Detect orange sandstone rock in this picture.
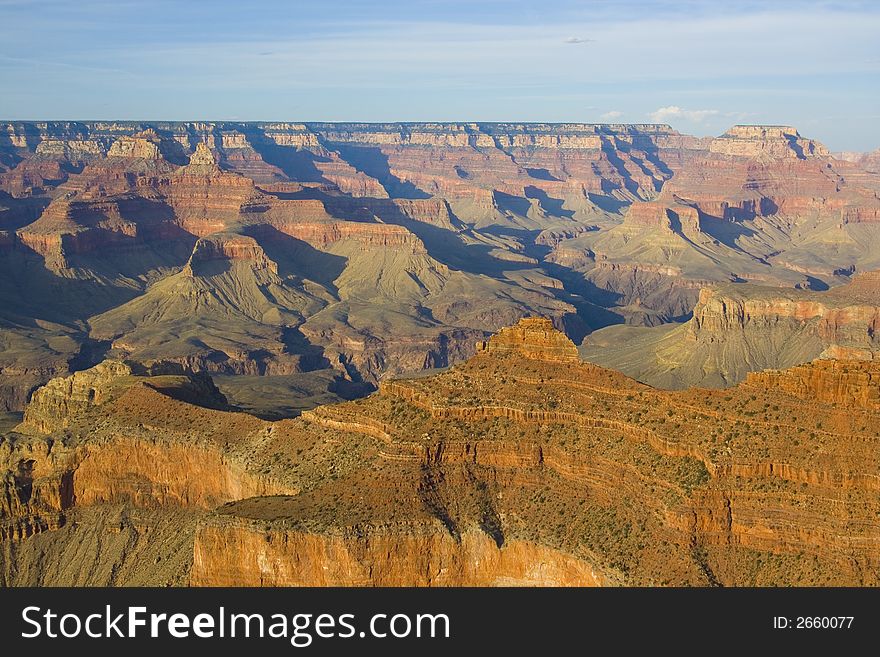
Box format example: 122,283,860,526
477,317,579,363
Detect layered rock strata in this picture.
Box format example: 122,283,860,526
3,320,879,586
582,272,880,388
2,120,880,416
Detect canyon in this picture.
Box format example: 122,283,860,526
2,318,879,586
2,121,880,587
2,121,880,418
582,269,880,388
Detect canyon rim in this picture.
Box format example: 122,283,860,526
1,121,879,587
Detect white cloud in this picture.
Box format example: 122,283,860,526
600,110,622,120
648,105,720,123
723,110,757,120
3,2,877,148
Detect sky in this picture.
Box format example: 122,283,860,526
0,0,878,151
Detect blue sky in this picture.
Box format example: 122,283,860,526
0,0,878,151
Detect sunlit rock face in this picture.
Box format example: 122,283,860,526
3,319,880,586
2,119,880,586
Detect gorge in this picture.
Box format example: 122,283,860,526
2,121,880,586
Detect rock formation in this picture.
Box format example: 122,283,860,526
1,119,880,416
18,360,227,434
582,272,880,388
745,360,880,410
18,361,135,434
708,125,829,159
477,317,580,362
187,141,219,168
107,131,164,160
3,320,880,586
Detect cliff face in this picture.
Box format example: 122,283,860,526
746,360,880,409
687,280,880,358
5,319,879,586
709,125,829,159
19,360,134,434
18,360,229,434
186,233,278,273
0,367,291,553
191,521,604,586
107,132,165,160
583,274,880,389
73,436,289,509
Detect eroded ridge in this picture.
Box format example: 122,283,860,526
2,320,880,586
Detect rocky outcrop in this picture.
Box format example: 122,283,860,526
477,317,579,362
269,219,428,251
689,287,826,333
584,276,880,389
186,233,277,273
106,129,186,163
709,125,829,159
621,200,700,234
108,134,163,160
187,142,218,168
35,138,105,159
3,373,289,547
689,281,880,352
19,361,134,434
18,361,229,434
746,360,880,409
